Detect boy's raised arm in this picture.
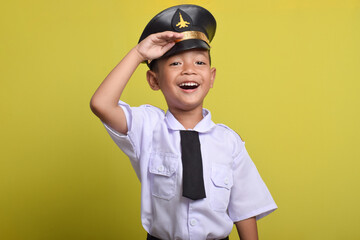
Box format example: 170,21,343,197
90,31,183,135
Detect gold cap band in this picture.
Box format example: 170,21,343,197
175,31,210,46
147,31,210,65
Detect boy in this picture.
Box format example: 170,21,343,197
90,4,277,240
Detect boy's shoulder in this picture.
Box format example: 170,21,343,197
132,103,166,116
139,103,165,113
215,123,245,143
120,101,166,125
213,123,246,158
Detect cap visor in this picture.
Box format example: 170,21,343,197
147,39,210,69
162,39,210,58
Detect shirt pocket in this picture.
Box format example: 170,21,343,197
149,152,179,200
210,163,234,212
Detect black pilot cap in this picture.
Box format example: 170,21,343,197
138,4,216,69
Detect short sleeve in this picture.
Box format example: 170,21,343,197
228,140,277,222
102,101,136,160
101,100,164,179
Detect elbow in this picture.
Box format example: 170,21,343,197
90,96,102,116
90,95,119,119
89,96,115,118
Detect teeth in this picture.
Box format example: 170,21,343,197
179,82,199,87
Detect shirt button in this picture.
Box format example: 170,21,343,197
157,165,164,172
190,219,197,226
224,177,229,185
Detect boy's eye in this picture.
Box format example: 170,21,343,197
170,62,181,66
195,61,206,65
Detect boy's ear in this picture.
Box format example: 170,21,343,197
210,67,216,88
146,70,160,90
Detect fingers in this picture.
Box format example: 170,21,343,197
161,41,176,53
154,31,183,42
136,31,184,61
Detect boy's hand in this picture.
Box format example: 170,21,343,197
135,31,183,61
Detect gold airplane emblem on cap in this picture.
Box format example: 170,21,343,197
176,13,190,28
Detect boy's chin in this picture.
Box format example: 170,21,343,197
167,101,204,112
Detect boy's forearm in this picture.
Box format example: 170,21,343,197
235,217,258,240
91,31,183,112
90,46,144,109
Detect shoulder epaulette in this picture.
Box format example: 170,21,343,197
216,123,244,142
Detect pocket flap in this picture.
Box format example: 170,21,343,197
211,163,233,190
149,152,178,177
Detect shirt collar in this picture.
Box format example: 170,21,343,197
165,108,216,133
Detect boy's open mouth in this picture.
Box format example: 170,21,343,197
179,82,199,90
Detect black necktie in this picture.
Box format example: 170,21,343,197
180,130,206,200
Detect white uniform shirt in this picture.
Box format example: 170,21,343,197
102,100,277,240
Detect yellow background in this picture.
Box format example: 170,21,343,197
1,0,360,239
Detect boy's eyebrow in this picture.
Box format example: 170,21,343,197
198,52,209,57
164,50,210,63
195,52,210,60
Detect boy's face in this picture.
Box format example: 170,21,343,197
147,49,216,113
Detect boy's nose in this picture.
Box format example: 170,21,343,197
181,62,196,75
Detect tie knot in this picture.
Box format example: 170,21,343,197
180,130,200,145
180,130,198,136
